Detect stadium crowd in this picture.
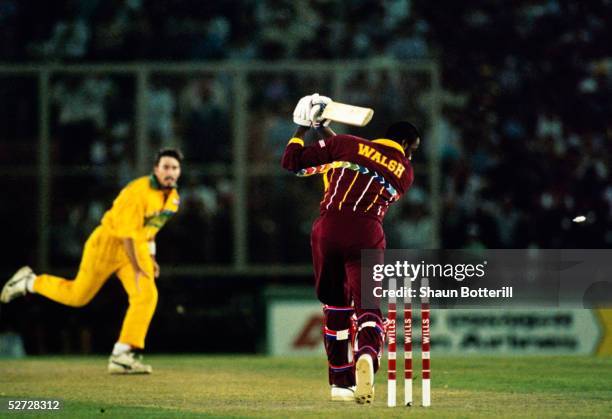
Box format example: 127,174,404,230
1,0,610,263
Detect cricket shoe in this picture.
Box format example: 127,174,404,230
1,266,34,303
108,351,153,374
355,354,375,405
331,385,355,402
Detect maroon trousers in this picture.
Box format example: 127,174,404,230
311,212,385,387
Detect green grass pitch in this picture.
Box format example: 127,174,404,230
1,355,611,418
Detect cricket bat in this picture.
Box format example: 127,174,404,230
320,102,374,127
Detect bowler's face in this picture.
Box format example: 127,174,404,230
154,156,181,188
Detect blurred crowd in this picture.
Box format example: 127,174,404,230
421,1,611,249
0,0,428,62
1,0,611,264
387,1,612,250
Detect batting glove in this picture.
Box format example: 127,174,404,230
309,93,332,127
293,95,313,127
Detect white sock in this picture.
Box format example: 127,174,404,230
112,342,131,356
26,276,36,293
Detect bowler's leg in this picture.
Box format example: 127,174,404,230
115,261,157,350
34,229,115,307
108,260,157,374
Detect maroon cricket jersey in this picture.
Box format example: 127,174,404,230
281,134,413,222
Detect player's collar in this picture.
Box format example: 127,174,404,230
372,139,405,156
149,174,176,190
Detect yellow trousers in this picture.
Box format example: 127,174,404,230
34,226,157,349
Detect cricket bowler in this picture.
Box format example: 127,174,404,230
1,148,183,374
281,94,420,404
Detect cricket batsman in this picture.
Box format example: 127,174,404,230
281,94,420,404
1,148,183,374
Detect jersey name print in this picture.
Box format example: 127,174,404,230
356,143,405,178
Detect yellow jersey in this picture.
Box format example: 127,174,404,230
100,175,180,242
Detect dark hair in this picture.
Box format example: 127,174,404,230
385,121,420,149
155,148,183,165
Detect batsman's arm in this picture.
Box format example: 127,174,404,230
281,126,338,172
292,125,309,141
315,126,336,139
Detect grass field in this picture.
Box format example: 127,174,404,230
1,355,611,418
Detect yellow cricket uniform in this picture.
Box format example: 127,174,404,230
34,175,180,349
